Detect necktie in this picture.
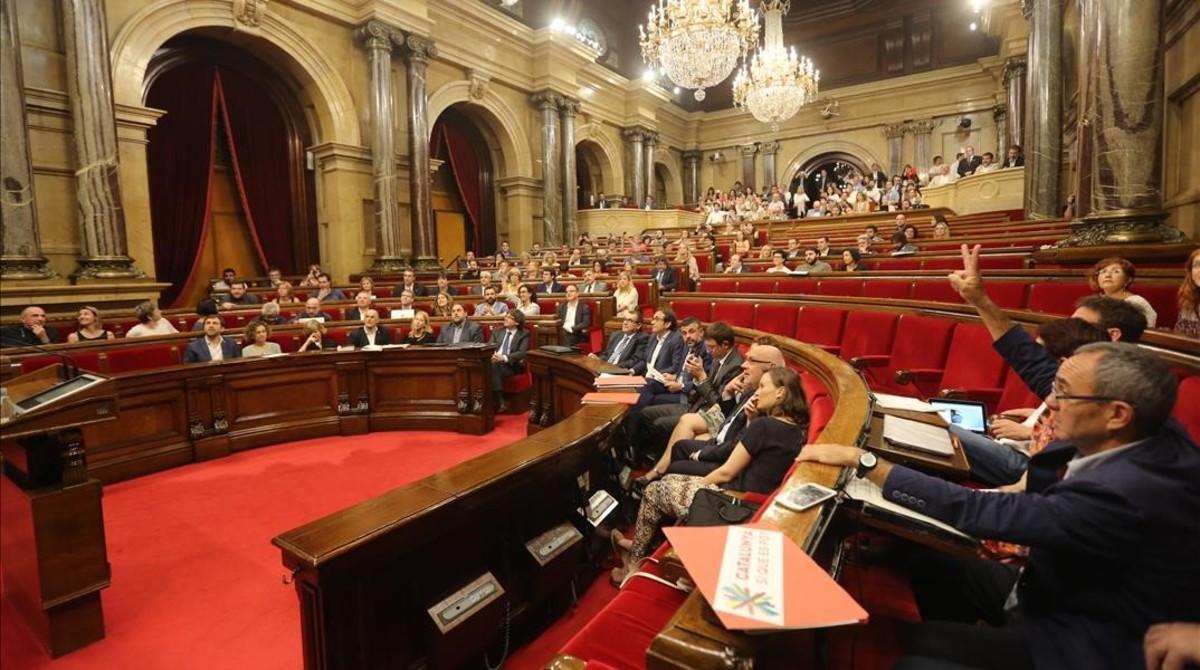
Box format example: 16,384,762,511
500,330,512,356
608,334,630,364
453,325,462,344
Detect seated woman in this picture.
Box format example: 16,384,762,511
298,319,335,352
765,250,790,273
515,285,540,316
433,292,455,318
932,218,951,239
611,368,809,582
358,276,378,299
258,301,287,326
242,320,282,357
125,300,178,338
501,268,524,300
890,228,918,255
67,306,115,343
928,155,952,187
403,310,434,344
1090,256,1158,328
274,281,301,305
841,248,865,272
1176,248,1200,338
613,271,639,319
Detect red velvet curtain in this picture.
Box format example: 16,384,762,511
215,68,297,274
432,120,483,252
146,63,219,308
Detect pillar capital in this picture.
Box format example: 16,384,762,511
760,141,780,156
681,150,703,162
993,103,1007,121
621,126,653,142
355,20,399,52
739,143,759,157
883,123,908,139
906,119,937,135
531,90,563,111
558,97,581,116
399,33,437,63
1003,54,1027,84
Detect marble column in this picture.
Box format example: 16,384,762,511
740,144,758,190
1,0,53,279
401,34,440,269
1023,0,1062,220
532,92,562,246
356,21,405,272
559,98,579,245
761,141,780,188
1002,55,1026,154
908,120,936,174
1062,0,1180,244
993,104,1009,163
643,132,658,205
682,150,702,204
884,123,907,177
622,127,645,205
61,0,142,278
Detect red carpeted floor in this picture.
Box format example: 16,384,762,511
1,414,608,670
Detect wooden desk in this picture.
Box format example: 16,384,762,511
867,408,970,478
526,351,627,432
273,354,627,670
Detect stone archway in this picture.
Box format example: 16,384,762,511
780,141,882,187
574,124,623,194
427,82,534,179
653,151,685,206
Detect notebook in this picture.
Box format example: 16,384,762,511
881,414,955,456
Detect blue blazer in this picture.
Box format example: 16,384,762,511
632,330,685,378
183,336,241,363
883,421,1200,669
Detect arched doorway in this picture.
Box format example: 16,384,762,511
145,36,318,307
787,152,870,206
652,164,669,207
576,140,607,208
431,105,498,257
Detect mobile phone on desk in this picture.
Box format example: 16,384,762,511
774,483,838,512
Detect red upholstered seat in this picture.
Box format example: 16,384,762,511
817,279,863,297
1173,376,1200,445
711,302,755,328
698,278,735,293
882,258,922,271
106,345,178,373
325,329,349,346
840,311,899,364
19,352,104,375
667,299,711,322
987,282,1031,310
996,367,1041,413
860,314,957,397
754,303,799,336
862,280,913,300
1134,284,1179,327
776,277,818,295
912,280,964,305
373,287,393,299
737,278,777,294
936,323,1008,412
1026,282,1094,316
501,369,531,393
919,258,962,271
267,334,298,352
977,256,1027,270
808,395,834,442
795,307,846,353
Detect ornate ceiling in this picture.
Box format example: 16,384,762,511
495,0,999,111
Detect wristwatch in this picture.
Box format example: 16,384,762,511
855,450,878,479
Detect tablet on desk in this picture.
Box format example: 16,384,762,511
928,399,988,434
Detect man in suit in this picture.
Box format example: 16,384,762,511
578,269,607,294
0,305,59,347
815,236,834,258
1002,145,1024,168
290,298,335,323
183,315,241,363
394,268,427,297
957,145,983,177
589,313,649,369
800,341,1200,670
344,291,374,321
460,259,481,281
314,273,346,302
637,317,711,407
621,308,686,452
724,253,749,274
489,309,529,411
498,240,514,259
652,256,678,293
436,303,484,344
219,282,258,310
347,309,391,347
636,321,743,460
535,268,566,295
388,290,417,319
555,284,591,347
470,270,495,296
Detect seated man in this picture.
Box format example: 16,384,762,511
437,302,484,344
211,267,236,293
793,248,833,273
800,342,1200,669
635,316,711,408
314,273,346,302
0,306,59,347
784,238,803,260
636,321,743,462
578,269,607,294
394,268,427,297
460,259,481,280
183,315,241,363
348,308,391,347
976,151,999,173
258,301,286,326
534,268,566,295
265,267,283,288
637,342,784,484
724,253,748,274
390,289,417,319
474,286,509,317
344,291,374,321
555,284,591,347
589,312,649,369
815,236,834,258
470,270,494,296
652,256,678,293
489,310,529,411
291,297,334,323
219,281,258,310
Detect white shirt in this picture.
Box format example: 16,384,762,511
206,337,224,361
126,319,178,338
1064,439,1148,479
647,334,667,379
563,301,579,333
363,328,378,346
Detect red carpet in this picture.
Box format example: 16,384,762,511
505,574,619,670
1,415,536,669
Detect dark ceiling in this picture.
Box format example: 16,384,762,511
488,0,999,111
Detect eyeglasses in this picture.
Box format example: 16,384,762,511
1049,383,1122,405
745,357,772,365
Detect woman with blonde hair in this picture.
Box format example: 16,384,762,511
274,281,300,305
1089,257,1158,328
298,319,334,352
433,292,455,318
1175,248,1200,338
126,301,178,338
358,276,378,299
613,272,639,319
501,268,524,299
404,310,434,344
68,306,115,343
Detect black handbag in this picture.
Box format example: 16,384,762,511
684,488,760,527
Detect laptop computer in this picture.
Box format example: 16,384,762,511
928,398,989,435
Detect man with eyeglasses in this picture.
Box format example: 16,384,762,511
589,313,648,370
799,245,1200,669
0,306,59,347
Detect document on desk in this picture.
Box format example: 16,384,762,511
873,393,938,413
882,414,955,456
843,477,974,542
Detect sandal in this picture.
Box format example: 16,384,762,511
629,469,662,493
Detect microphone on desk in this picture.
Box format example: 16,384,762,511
0,334,81,380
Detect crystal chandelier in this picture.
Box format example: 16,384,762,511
639,0,760,102
732,1,819,131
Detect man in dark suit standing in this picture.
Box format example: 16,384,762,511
957,145,983,177
394,268,428,297
590,313,649,369
868,163,887,188
555,284,592,347
347,309,392,347
652,256,678,293
436,303,484,344
0,306,59,347
489,310,529,411
183,315,241,363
